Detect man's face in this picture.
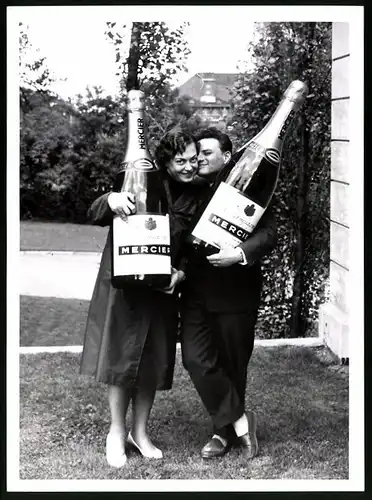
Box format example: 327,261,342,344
197,138,231,179
166,142,198,183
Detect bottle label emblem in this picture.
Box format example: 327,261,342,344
191,182,265,249
144,217,157,230
244,203,256,217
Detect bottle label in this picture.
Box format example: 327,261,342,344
137,118,146,150
278,109,296,140
113,214,171,276
191,182,265,249
237,141,280,167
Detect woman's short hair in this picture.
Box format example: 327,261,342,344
155,128,198,170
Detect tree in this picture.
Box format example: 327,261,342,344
20,92,78,219
126,22,141,91
20,84,130,222
70,87,128,221
105,22,190,91
229,22,332,338
19,22,56,93
105,21,195,147
19,22,65,114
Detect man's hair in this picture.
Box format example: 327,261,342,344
195,127,233,154
155,128,198,170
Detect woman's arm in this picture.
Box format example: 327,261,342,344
87,192,114,227
87,191,136,227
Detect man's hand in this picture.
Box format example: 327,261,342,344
207,247,242,267
107,192,136,221
157,268,186,295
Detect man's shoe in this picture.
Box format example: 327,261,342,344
201,436,231,459
238,410,258,459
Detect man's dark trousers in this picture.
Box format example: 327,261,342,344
179,256,263,441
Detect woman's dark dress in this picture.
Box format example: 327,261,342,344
79,177,207,390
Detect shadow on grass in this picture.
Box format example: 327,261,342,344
19,346,348,480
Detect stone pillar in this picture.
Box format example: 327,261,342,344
318,23,349,363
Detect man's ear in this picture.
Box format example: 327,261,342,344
223,150,232,165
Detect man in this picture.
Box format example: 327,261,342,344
180,127,277,459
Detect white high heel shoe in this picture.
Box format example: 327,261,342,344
127,432,163,459
106,432,127,467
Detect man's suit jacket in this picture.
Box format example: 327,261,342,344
182,162,278,313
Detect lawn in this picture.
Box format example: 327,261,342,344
19,346,348,480
19,220,348,480
20,296,90,346
20,221,108,252
20,296,317,346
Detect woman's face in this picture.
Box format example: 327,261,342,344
166,142,198,183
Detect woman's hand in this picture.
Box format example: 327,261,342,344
107,192,136,221
158,268,186,295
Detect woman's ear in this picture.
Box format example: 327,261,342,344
223,150,232,165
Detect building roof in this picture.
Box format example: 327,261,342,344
178,72,239,105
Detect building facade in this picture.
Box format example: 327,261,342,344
178,72,239,129
318,22,350,363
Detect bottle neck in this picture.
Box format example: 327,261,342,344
249,97,299,153
124,109,152,164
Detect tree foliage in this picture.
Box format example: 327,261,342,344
105,21,190,91
105,21,197,149
20,86,127,222
229,22,332,337
19,23,55,92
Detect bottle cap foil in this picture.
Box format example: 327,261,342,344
284,80,308,105
127,90,145,110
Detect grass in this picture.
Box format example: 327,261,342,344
20,221,108,252
19,346,348,480
19,296,309,347
20,296,90,346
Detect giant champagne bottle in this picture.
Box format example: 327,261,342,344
189,80,308,255
111,90,172,289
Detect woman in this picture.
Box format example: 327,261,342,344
80,129,207,467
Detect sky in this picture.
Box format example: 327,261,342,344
12,4,364,103
19,9,256,100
